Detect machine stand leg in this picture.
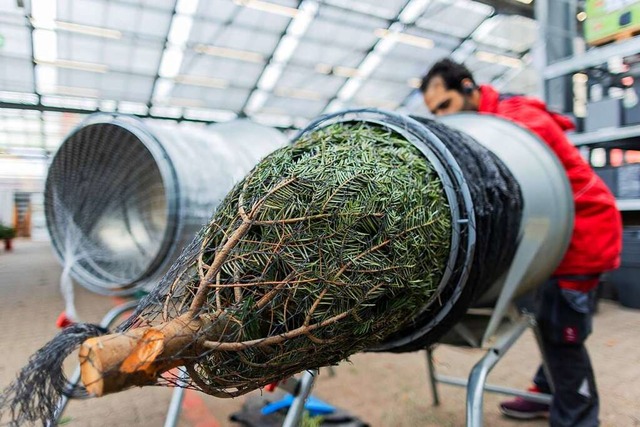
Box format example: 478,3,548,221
282,369,318,427
466,317,529,427
48,367,81,426
425,347,440,406
163,368,189,427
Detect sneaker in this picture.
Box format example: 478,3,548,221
499,387,550,420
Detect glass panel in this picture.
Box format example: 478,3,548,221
61,0,109,27
262,96,326,118
416,0,493,39
275,65,345,97
99,73,154,102
473,15,538,53
0,58,34,93
137,9,173,39
102,42,163,76
196,0,239,22
216,27,281,55
182,53,264,88
306,8,384,48
0,0,26,20
171,85,250,111
291,40,366,69
322,0,405,20
234,6,290,31
0,24,32,58
370,56,435,84
354,79,411,105
118,0,175,10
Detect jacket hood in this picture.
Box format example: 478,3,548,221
478,85,575,132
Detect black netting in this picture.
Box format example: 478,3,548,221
0,324,107,427
364,112,523,352
414,117,523,297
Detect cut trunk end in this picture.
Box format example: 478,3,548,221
79,313,203,396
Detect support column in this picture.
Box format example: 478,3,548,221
535,0,578,113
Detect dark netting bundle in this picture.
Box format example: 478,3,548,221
418,117,522,290
379,117,523,352
0,110,523,426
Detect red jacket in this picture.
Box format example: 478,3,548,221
478,85,622,291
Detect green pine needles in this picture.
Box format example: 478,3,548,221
149,122,452,396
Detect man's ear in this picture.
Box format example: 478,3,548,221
461,78,476,95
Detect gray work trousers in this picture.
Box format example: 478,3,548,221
533,277,599,427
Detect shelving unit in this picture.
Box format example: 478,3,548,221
617,199,640,212
544,36,640,80
568,125,640,147
569,125,640,212
540,0,640,214
568,125,640,215
569,128,640,213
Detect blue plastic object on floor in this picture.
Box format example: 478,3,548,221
261,394,336,416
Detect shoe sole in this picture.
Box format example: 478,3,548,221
500,407,549,420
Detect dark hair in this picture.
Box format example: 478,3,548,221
419,58,476,93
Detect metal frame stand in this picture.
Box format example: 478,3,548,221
51,300,320,427
163,368,188,427
50,301,553,427
282,370,319,427
426,314,553,427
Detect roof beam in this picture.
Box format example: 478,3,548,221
0,100,294,130
24,0,38,100
240,0,318,117
318,0,394,22
177,3,243,77
29,0,59,98
321,0,432,113
147,0,180,111
397,7,500,110
474,0,533,18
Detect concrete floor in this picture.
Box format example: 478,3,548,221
1,240,639,426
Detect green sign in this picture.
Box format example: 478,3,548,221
585,0,640,44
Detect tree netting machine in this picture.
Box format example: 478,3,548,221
3,109,572,427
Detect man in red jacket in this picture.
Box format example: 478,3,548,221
421,59,622,426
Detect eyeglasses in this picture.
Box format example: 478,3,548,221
432,98,452,115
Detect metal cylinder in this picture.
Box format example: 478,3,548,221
312,110,574,352
441,113,574,305
45,115,286,295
